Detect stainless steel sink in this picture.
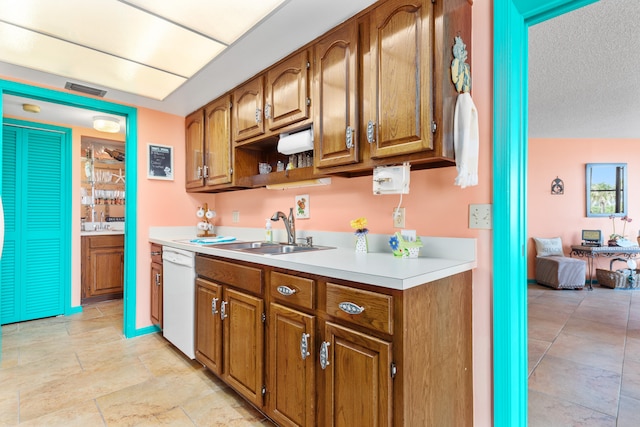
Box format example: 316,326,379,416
215,241,334,255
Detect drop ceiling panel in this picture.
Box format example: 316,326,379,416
125,0,286,45
0,0,226,77
0,22,186,100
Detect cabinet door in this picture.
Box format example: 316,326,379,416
150,261,163,327
314,21,359,169
195,278,223,375
204,95,233,186
88,246,124,296
185,109,205,189
366,0,434,159
266,50,310,131
223,287,264,407
322,322,392,427
233,75,265,143
268,303,316,427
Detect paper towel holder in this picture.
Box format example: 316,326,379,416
277,126,314,155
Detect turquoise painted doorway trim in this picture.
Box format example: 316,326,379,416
2,118,72,322
0,79,139,345
493,0,598,425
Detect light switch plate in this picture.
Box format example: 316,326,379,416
469,204,492,229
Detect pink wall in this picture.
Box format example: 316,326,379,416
528,138,640,278
1,1,494,423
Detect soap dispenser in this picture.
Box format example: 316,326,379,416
265,219,273,243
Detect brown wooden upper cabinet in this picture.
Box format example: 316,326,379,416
185,109,205,189
265,49,311,132
204,95,233,186
313,20,359,169
233,76,265,143
365,0,434,159
185,0,471,190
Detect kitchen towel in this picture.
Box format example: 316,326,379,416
189,236,236,244
453,92,479,188
277,128,313,155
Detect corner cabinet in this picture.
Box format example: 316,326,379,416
81,234,124,304
194,253,473,426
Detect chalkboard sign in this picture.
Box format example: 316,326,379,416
147,143,173,180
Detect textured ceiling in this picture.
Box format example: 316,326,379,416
528,0,640,139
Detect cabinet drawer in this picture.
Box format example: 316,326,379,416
326,283,393,335
196,256,263,294
150,243,162,264
270,271,315,309
86,234,124,249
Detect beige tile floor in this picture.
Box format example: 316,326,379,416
528,283,640,426
0,299,275,426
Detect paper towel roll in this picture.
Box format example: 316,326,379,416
277,129,314,155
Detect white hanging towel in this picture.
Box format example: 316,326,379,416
453,92,479,188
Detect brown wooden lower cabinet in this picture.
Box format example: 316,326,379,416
195,254,472,426
81,234,124,304
194,257,265,408
150,243,163,327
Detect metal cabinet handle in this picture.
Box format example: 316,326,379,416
345,126,354,149
300,333,310,360
277,285,297,296
320,341,330,370
255,108,262,123
366,120,376,143
265,103,272,119
338,301,365,315
154,273,161,286
220,300,227,320
196,165,203,179
211,297,219,315
203,164,209,178
150,251,162,256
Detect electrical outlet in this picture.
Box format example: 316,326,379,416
393,207,405,228
232,210,240,223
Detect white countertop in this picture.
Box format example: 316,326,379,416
150,226,476,291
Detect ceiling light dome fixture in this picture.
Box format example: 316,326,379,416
22,103,41,113
93,116,121,133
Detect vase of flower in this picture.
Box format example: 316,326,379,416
355,234,368,253
350,217,369,254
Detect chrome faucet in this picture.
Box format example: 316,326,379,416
271,208,296,245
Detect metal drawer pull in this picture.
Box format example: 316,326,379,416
338,302,365,315
319,341,330,370
345,126,354,149
300,333,310,360
366,120,376,143
150,251,162,256
211,297,218,315
155,273,161,286
220,300,227,320
277,285,297,296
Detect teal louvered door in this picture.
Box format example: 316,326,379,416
1,124,68,324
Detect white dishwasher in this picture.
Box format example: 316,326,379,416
162,246,196,359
